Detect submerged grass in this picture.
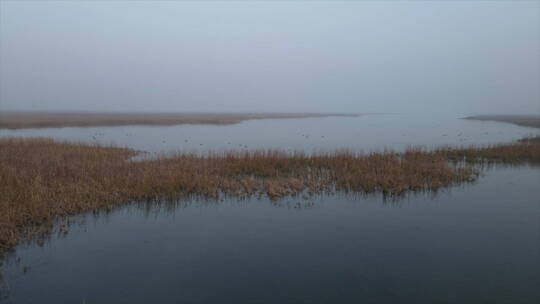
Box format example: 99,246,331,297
1,136,539,255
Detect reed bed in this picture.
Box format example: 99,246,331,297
435,135,540,164
1,136,539,255
0,112,359,129
464,115,540,128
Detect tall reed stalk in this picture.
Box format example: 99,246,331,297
1,136,538,255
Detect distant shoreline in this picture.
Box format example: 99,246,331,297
0,112,360,130
464,115,540,129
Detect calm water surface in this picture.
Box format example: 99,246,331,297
1,167,539,304
1,114,537,153
1,115,539,303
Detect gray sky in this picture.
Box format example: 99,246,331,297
1,0,539,114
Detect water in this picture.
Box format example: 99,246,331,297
1,166,539,303
1,114,537,154
1,115,539,303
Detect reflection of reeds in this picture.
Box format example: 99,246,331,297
1,136,538,254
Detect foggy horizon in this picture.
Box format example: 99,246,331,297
1,2,540,303
1,1,539,115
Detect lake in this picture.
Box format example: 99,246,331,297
1,114,539,303
1,114,537,154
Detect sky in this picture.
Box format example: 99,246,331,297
0,0,539,115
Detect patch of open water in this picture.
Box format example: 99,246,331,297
1,114,537,154
1,166,539,304
1,115,539,303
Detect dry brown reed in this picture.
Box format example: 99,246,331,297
1,136,538,255
0,112,359,129
435,135,540,164
464,115,540,128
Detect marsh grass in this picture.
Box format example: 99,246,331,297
435,135,540,164
464,115,540,128
1,136,539,255
0,112,359,129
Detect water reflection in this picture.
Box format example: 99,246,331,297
2,165,539,303
0,188,463,300
1,114,538,154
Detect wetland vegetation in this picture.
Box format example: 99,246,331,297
2,1,539,302
0,112,359,129
464,115,540,128
1,135,539,257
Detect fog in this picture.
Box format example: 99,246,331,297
1,1,538,115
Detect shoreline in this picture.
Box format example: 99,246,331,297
464,115,540,129
0,112,360,130
1,135,539,256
